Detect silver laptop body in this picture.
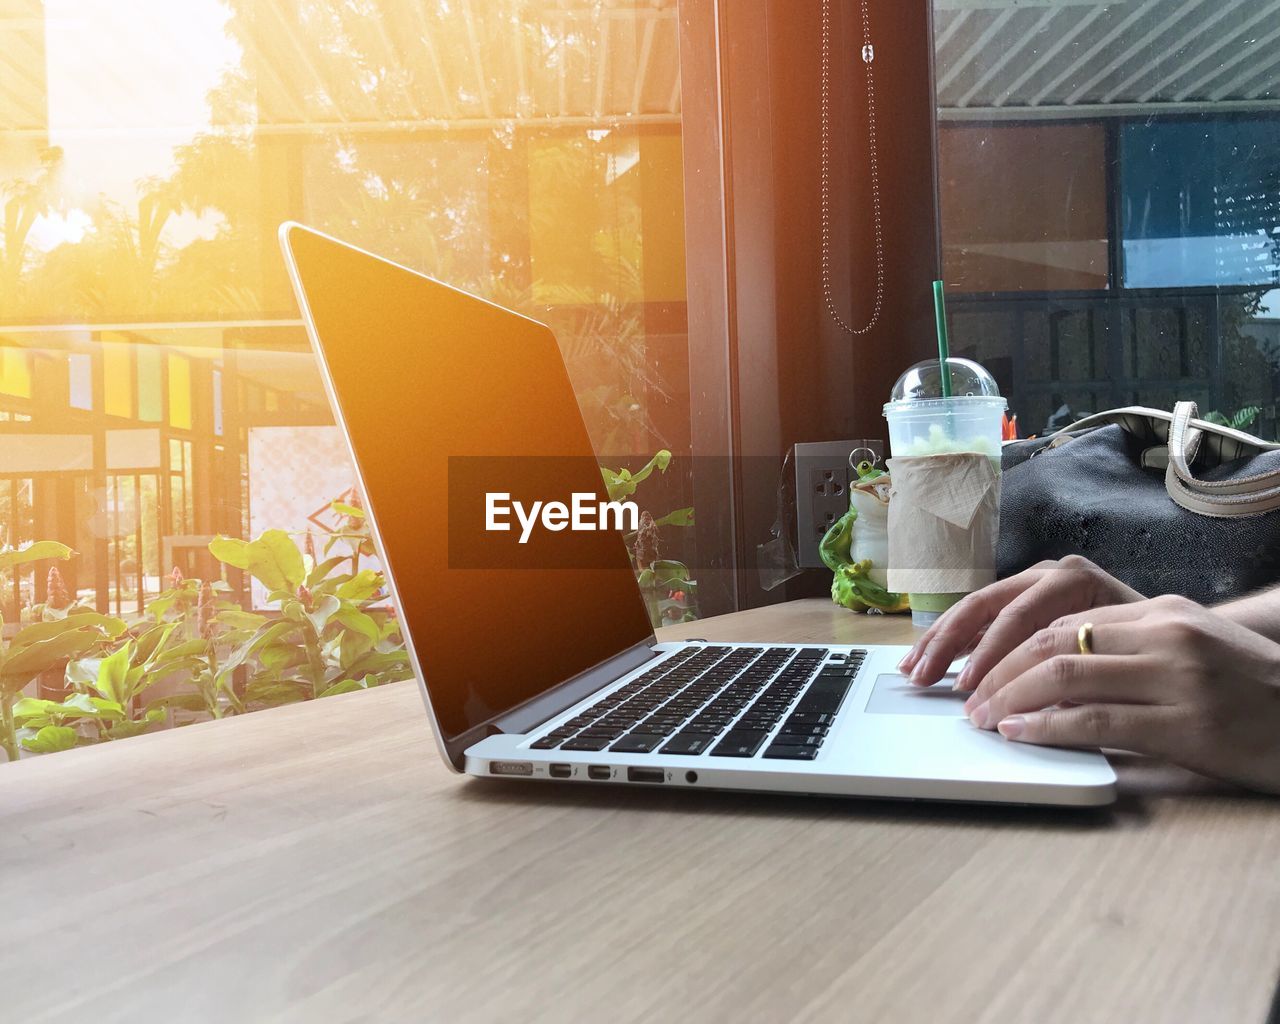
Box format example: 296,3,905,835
281,222,1116,808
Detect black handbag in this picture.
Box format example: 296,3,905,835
998,401,1280,604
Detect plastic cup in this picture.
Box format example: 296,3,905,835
883,359,1007,628
883,396,1007,463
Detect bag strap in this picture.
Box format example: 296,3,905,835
1165,401,1280,517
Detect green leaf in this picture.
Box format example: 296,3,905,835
0,627,105,693
148,693,208,713
214,609,268,632
334,569,382,602
259,642,303,672
281,599,307,623
12,697,62,727
244,530,305,593
338,630,377,669
20,725,79,753
0,541,73,571
9,615,116,650
252,619,301,651
95,642,134,705
44,612,127,639
243,679,307,707
77,694,125,720
653,507,694,529
102,719,155,740
151,638,209,667
208,536,250,569
133,623,177,665
145,592,179,620
330,502,365,518
331,606,380,643
650,560,690,586
343,649,411,681
307,594,341,634
317,678,367,698
305,556,348,588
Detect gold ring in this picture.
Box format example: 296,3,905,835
1077,622,1095,656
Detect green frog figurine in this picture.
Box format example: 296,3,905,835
819,460,910,613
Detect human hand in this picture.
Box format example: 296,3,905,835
963,595,1280,794
898,556,1144,691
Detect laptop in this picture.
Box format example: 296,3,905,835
280,222,1117,807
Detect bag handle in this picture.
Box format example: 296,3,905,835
1165,401,1280,517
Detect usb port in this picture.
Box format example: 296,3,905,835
627,767,665,784
587,765,611,781
548,763,572,779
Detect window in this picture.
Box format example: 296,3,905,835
935,1,1280,439
0,1,704,749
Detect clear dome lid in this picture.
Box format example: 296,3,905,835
887,357,1003,406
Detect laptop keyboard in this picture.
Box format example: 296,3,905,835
528,645,866,761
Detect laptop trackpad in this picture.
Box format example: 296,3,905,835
865,673,968,717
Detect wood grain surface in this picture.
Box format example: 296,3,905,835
3,598,1278,1023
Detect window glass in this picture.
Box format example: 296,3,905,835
102,339,133,418
67,352,93,410
0,1,699,754
940,123,1109,292
137,346,164,423
168,354,192,430
0,346,32,398
1120,118,1280,288
935,1,1280,439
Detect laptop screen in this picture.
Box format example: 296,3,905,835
283,225,655,749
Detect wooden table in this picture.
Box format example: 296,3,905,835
4,598,1280,1023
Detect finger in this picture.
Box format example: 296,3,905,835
953,575,1147,693
964,618,1154,712
900,568,1049,676
904,573,1046,685
995,701,1177,755
969,654,1166,729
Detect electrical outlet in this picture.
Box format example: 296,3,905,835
794,439,884,569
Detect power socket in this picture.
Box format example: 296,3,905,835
794,439,884,569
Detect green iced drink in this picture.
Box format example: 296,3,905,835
883,359,1007,628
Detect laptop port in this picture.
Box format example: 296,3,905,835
627,767,665,784
548,763,572,779
489,761,533,776
587,765,611,781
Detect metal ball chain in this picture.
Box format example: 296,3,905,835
820,0,885,336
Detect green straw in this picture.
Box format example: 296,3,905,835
933,279,953,398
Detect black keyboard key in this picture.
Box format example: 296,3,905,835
777,733,824,748
530,737,562,749
635,722,679,736
659,733,715,755
578,727,626,739
788,712,832,726
610,733,666,753
561,736,611,751
763,744,819,760
796,675,855,714
710,730,768,757
777,723,829,739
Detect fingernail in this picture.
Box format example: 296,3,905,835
898,651,916,672
963,692,979,714
954,664,972,691
910,656,931,685
968,702,990,729
997,715,1026,741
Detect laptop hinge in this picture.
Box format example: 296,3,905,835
490,637,661,737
